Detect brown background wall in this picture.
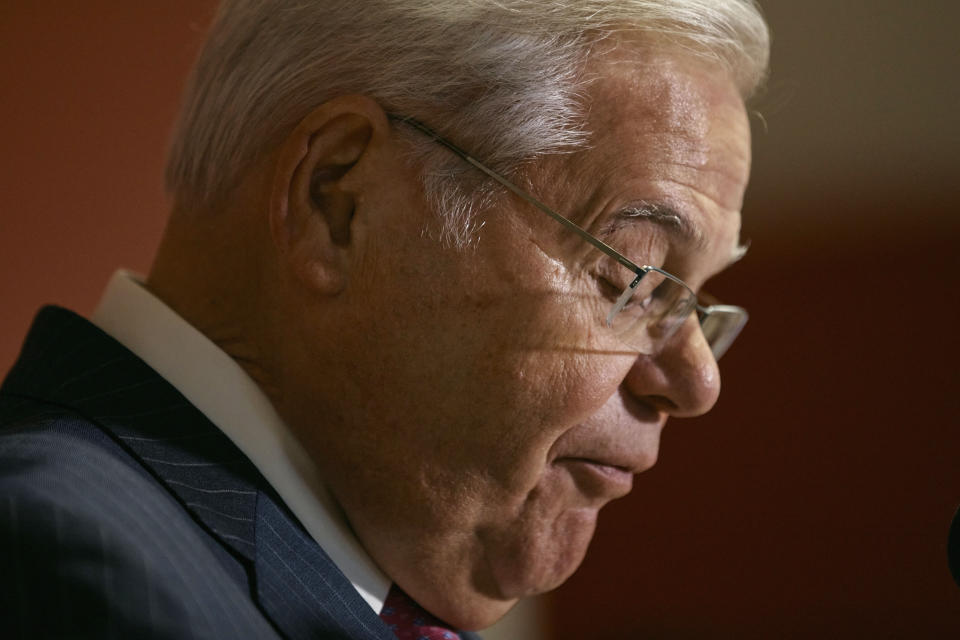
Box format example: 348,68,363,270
2,2,958,637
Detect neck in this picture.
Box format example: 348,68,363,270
146,205,280,400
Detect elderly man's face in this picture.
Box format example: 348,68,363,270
287,49,751,627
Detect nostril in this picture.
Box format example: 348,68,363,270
644,394,678,412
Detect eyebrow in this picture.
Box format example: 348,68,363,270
388,113,752,267
614,201,749,265
619,202,705,248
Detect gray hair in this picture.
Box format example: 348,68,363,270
166,0,770,245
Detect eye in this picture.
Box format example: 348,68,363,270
594,274,649,323
596,276,624,301
596,274,648,309
649,278,675,302
626,269,682,315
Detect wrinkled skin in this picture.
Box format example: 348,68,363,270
150,46,753,631
275,48,752,630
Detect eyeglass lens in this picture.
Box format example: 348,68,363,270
601,269,697,355
597,267,746,359
699,306,748,360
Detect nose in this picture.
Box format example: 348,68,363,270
622,315,721,417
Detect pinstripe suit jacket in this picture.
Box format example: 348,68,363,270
0,307,481,640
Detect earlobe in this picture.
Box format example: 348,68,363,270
268,97,385,295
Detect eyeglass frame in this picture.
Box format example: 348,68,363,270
387,113,748,360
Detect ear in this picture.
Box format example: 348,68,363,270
269,95,389,295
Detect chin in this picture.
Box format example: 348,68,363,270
484,505,599,600
450,596,520,632
447,507,596,631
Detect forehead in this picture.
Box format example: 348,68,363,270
546,47,752,265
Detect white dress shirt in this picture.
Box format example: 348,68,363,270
90,269,390,613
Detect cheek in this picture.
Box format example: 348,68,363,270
479,466,600,598
360,247,629,494
460,333,630,514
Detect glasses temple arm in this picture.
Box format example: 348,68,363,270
388,114,641,275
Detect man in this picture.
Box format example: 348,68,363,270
0,1,769,637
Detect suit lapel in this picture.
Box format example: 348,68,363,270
2,306,262,562
255,490,396,640
2,307,394,640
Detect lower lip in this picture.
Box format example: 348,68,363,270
557,458,633,499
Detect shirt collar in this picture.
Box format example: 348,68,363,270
89,269,390,613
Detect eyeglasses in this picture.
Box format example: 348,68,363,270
389,114,748,360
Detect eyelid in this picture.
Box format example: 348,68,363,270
596,222,669,266
595,274,626,301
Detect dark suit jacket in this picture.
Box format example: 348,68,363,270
0,307,480,640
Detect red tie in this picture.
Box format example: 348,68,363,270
379,584,462,640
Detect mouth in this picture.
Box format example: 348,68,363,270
554,457,634,502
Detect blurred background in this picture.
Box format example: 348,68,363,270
1,1,958,637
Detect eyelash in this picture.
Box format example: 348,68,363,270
596,271,679,310
597,276,649,311
596,275,624,300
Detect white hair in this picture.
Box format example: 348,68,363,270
166,0,770,245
